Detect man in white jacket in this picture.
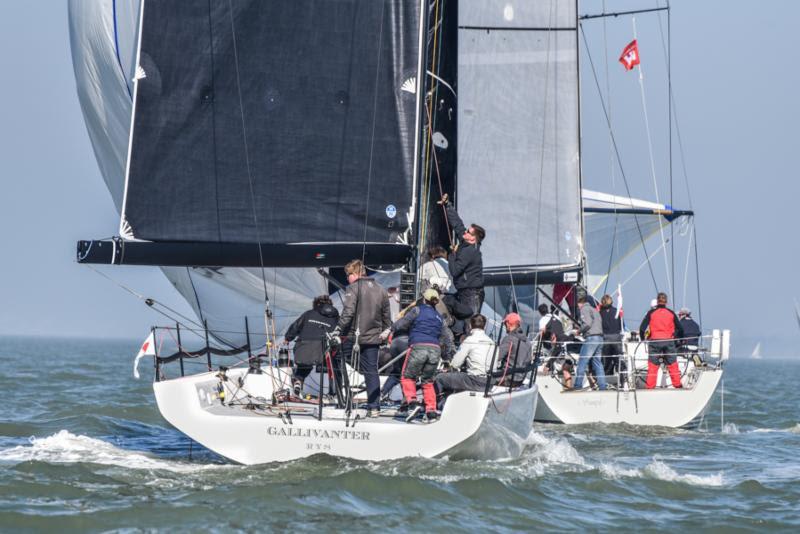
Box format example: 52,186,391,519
419,245,455,295
435,314,496,396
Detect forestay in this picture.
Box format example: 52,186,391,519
122,0,423,258
457,0,581,275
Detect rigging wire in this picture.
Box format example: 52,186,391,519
600,0,621,297
654,0,703,322
579,23,659,292
359,1,387,263
681,222,694,307
631,17,672,298
532,0,557,305
226,0,276,351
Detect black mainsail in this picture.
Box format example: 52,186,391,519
80,0,425,268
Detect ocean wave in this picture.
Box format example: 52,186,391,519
0,430,228,474
645,459,725,486
599,459,725,487
524,431,587,466
355,431,590,484
749,423,800,434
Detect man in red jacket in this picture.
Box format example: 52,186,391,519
639,292,684,389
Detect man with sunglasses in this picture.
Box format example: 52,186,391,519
438,194,486,315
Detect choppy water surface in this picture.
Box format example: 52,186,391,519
1,336,798,531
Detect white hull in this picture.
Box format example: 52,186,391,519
154,367,537,464
534,366,722,428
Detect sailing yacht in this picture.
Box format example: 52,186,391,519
69,0,538,463
751,342,763,360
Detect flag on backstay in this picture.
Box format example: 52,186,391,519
133,331,156,379
619,39,641,71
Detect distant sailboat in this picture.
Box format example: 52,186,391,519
794,299,800,331
750,342,762,360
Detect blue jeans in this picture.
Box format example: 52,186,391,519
359,345,380,409
574,335,607,390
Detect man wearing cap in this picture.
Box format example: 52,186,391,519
437,194,486,315
639,292,684,389
496,313,534,387
678,307,701,347
390,288,449,422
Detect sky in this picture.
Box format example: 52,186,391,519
0,1,798,355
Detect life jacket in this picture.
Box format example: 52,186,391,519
408,303,444,346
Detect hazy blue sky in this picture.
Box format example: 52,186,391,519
1,1,798,355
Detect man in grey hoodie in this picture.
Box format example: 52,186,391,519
572,295,608,390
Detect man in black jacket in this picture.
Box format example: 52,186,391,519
439,194,486,315
333,259,391,417
678,307,701,347
284,295,339,396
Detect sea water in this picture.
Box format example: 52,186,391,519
0,336,798,531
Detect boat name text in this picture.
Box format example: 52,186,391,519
266,426,370,441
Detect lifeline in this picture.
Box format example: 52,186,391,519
266,426,371,441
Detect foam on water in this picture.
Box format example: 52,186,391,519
0,430,227,474
721,422,740,434
354,431,590,484
525,431,587,466
599,459,725,487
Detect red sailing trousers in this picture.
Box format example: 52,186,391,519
645,340,683,389
645,361,683,389
401,379,437,412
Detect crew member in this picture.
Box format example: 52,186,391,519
284,295,339,396
391,289,448,422
438,193,486,315
435,314,496,397
573,295,608,391
538,304,574,388
419,245,455,295
333,259,391,417
599,294,624,378
678,307,701,347
639,292,684,389
496,313,533,387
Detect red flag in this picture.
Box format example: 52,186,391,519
619,39,640,71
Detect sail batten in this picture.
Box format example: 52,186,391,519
121,0,423,258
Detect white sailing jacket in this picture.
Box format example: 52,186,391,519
450,328,496,376
420,258,455,294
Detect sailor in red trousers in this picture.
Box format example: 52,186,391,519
639,292,685,389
